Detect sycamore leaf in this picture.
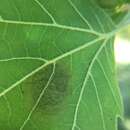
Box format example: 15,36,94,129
119,11,130,27
0,0,123,130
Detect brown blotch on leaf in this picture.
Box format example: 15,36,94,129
22,62,71,114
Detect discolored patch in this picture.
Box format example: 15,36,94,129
22,62,71,114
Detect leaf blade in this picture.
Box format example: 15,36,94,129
0,0,123,130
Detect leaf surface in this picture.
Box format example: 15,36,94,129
0,0,122,130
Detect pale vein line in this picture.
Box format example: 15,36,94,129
18,85,24,100
88,1,107,33
90,73,106,130
0,57,48,62
33,0,56,24
96,58,121,111
0,37,103,98
104,45,114,72
51,30,65,54
24,25,33,57
0,20,103,36
9,0,22,21
67,0,94,30
88,1,113,72
90,0,116,28
20,63,56,130
4,39,14,58
3,95,12,126
38,27,48,57
2,23,8,38
71,39,108,130
70,54,73,73
2,23,14,57
100,9,116,29
52,41,63,54
81,100,91,122
109,38,114,56
94,14,105,33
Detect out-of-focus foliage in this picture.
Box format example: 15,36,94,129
96,0,130,25
118,64,130,118
117,64,130,130
118,25,130,40
116,26,130,130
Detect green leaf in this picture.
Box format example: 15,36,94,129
97,0,123,9
0,0,123,130
95,1,130,25
119,11,130,26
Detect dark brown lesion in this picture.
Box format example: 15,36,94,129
21,62,71,114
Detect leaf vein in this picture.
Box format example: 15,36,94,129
90,73,106,130
0,37,103,98
20,63,56,130
33,0,56,23
67,0,94,30
71,39,108,130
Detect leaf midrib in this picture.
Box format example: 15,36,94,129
0,36,105,98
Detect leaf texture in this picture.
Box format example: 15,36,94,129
0,0,122,130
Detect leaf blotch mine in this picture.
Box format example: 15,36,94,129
22,63,71,114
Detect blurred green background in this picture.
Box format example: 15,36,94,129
115,26,130,130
